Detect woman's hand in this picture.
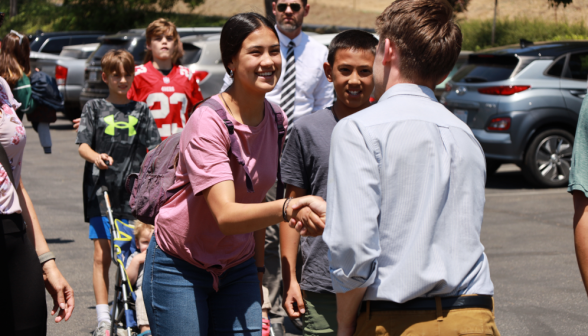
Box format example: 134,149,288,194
72,118,80,130
42,260,75,323
288,196,327,236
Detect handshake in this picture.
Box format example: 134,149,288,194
287,196,327,237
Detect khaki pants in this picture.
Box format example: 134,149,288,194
354,306,501,336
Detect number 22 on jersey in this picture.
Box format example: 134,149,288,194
146,92,188,138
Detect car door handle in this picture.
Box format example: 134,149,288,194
570,89,587,98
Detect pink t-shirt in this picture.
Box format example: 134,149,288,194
155,95,287,289
0,80,26,214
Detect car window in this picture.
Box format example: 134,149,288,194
60,49,82,59
40,37,70,54
546,56,566,78
70,37,87,45
452,55,518,83
182,43,202,65
29,37,46,52
83,36,101,44
565,52,588,81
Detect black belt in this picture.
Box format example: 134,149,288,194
0,213,25,234
361,295,493,312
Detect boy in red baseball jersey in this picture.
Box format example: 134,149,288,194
128,18,204,139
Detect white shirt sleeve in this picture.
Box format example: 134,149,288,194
323,118,381,293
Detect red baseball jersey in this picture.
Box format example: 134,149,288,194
128,61,204,139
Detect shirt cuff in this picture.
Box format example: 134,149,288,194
329,260,378,293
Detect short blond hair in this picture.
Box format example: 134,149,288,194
134,220,154,243
101,49,135,77
144,18,184,65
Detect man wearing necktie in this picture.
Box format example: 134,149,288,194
221,1,334,333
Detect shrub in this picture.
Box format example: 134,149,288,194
459,17,588,51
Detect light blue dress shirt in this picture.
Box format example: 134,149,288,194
323,84,494,303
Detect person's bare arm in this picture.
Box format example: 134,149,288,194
126,251,146,286
281,185,307,319
202,180,325,235
336,288,368,336
17,178,75,323
78,143,113,169
573,191,588,296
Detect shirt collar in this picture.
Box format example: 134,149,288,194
275,25,303,48
378,83,438,103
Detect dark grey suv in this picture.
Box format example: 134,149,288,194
443,41,588,187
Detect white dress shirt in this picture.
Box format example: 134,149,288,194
323,84,494,303
220,28,334,125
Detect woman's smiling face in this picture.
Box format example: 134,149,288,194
230,26,282,95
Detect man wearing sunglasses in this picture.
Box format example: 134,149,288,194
222,1,333,334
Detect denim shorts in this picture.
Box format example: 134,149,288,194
143,236,262,335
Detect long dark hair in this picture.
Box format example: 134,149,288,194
220,12,279,76
0,31,31,86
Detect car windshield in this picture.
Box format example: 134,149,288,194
452,55,519,83
29,37,45,52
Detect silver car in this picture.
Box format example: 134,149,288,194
443,41,588,187
181,34,225,98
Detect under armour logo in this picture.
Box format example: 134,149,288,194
104,115,138,136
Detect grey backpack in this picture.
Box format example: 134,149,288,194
126,98,285,224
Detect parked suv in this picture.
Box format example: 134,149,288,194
443,41,588,187
29,31,106,55
79,28,222,108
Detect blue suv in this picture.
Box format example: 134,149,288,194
443,41,588,187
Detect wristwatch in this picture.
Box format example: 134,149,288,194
257,266,266,274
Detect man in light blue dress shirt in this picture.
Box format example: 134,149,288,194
317,0,500,335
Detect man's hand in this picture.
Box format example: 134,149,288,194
72,118,80,130
283,280,306,319
94,153,113,170
288,196,326,236
42,260,75,323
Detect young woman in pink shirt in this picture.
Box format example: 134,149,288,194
142,13,325,335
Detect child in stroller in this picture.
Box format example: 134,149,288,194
125,221,153,336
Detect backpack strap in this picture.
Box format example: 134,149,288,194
267,101,285,200
200,98,255,193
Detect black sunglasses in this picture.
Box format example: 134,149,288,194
277,3,302,12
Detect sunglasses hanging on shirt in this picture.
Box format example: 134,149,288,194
277,3,302,12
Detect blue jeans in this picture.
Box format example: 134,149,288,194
143,236,262,335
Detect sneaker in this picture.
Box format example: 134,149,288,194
93,321,111,336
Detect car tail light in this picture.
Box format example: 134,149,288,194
487,117,511,131
478,85,530,95
445,83,452,92
55,65,68,85
193,71,208,83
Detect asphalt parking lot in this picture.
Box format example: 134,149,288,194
25,116,588,335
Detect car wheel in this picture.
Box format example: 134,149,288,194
523,129,574,187
486,159,502,175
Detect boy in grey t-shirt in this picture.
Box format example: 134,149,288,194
279,30,378,336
